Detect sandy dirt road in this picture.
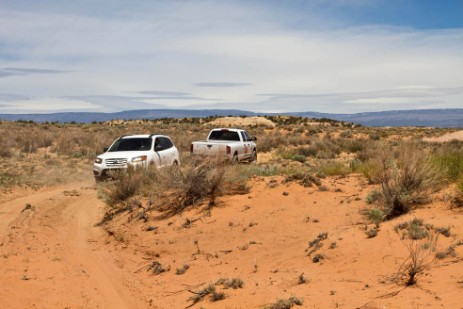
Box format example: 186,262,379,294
0,182,147,309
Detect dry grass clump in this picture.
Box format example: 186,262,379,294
283,173,322,188
99,166,154,207
451,179,463,208
186,278,244,308
394,218,432,240
370,142,443,219
396,231,438,286
153,160,227,217
316,160,350,177
265,296,304,309
187,284,224,307
429,140,463,182
215,277,244,289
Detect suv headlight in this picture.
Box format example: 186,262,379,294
94,157,103,164
131,155,147,163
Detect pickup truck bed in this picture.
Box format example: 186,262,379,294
190,128,257,162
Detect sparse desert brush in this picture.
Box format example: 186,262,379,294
367,207,385,226
451,176,463,208
295,145,318,157
429,140,463,182
373,142,443,220
366,190,382,205
153,159,226,216
340,138,367,153
266,296,304,309
394,218,431,240
100,166,152,207
312,139,340,159
396,230,438,286
284,173,321,187
287,154,307,163
458,176,463,193
215,277,244,289
187,283,225,307
356,160,382,183
317,160,349,177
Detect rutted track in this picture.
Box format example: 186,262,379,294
0,183,147,309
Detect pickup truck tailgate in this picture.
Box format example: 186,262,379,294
192,141,228,156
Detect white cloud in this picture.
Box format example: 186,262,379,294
0,1,461,114
0,97,102,113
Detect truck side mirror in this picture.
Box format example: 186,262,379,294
103,147,109,152
252,137,257,141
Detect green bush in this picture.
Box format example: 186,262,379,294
317,161,349,176
368,208,385,226
366,190,382,205
430,143,463,182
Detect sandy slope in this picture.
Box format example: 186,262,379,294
423,130,463,142
1,176,462,308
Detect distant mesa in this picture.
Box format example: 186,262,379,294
0,108,462,128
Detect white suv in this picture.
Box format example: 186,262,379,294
93,134,180,181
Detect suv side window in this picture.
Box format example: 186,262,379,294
157,137,173,151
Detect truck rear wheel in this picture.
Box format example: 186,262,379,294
250,150,257,164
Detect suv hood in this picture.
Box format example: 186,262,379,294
97,151,150,160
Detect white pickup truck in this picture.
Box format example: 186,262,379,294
190,128,257,163
93,134,180,181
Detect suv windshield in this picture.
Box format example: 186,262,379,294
108,138,152,152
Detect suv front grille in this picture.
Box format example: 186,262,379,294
105,158,128,166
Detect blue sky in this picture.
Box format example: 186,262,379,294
0,0,462,114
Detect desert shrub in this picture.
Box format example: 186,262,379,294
396,231,438,286
435,226,451,237
266,296,304,309
430,142,463,182
215,278,244,289
452,176,463,208
176,264,190,275
0,171,20,187
154,160,226,216
187,284,224,307
284,173,321,187
458,176,463,193
368,208,385,226
373,142,442,220
394,218,432,240
313,140,340,159
368,132,381,140
350,159,381,182
0,147,12,158
366,190,382,205
295,145,317,157
100,166,151,207
343,139,367,153
290,154,306,163
317,161,349,176
339,130,352,138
